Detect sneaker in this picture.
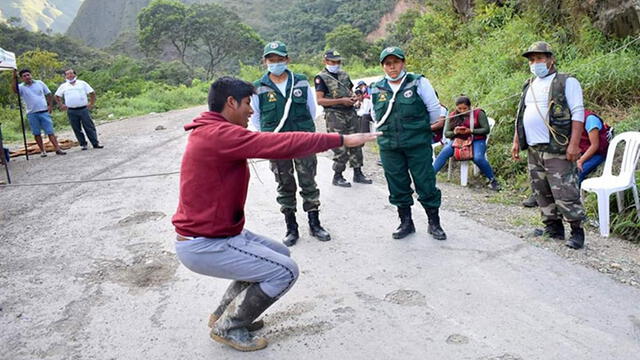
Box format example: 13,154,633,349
93,144,104,149
489,179,501,191
40,152,47,157
55,150,67,155
81,145,88,151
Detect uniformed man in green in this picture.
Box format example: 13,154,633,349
315,50,372,187
250,41,331,247
370,46,447,240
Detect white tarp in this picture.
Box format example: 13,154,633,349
0,48,17,70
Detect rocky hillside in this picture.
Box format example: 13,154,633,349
65,0,272,48
0,0,84,33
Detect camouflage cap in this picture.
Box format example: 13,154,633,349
522,41,554,58
379,46,405,63
324,50,342,61
263,41,288,58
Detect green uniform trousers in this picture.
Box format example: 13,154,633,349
380,144,441,209
270,156,320,213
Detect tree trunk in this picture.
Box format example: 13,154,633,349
451,0,475,20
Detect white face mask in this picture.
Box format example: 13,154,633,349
66,77,77,83
385,69,406,82
326,64,341,73
530,62,549,78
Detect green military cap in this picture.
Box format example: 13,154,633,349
522,41,554,57
263,41,288,57
379,46,405,63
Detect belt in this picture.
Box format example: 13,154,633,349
68,106,87,110
176,235,191,241
32,110,48,114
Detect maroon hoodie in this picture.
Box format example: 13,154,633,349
172,111,343,238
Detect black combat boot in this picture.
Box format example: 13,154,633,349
353,167,373,184
533,219,565,240
426,208,447,240
211,283,277,351
565,222,585,249
308,210,331,241
392,207,415,239
332,171,351,187
209,281,264,331
522,194,538,208
282,209,299,247
489,178,501,191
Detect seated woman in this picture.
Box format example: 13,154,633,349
432,95,500,191
577,111,608,184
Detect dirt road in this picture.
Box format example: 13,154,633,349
1,106,639,359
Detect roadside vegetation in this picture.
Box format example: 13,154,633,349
0,0,637,239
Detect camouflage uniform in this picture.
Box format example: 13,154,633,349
515,54,585,227
317,69,363,173
269,156,320,213
527,147,584,224
253,71,320,213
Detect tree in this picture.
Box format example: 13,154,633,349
190,3,263,78
16,49,63,83
325,25,370,61
138,0,196,67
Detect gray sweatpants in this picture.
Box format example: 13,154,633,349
175,229,299,298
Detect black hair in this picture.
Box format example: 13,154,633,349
455,95,471,107
65,69,76,75
208,76,256,112
18,69,31,77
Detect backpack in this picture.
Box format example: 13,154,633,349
581,110,613,156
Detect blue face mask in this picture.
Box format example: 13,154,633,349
385,69,406,82
326,64,341,73
268,62,288,76
530,62,549,78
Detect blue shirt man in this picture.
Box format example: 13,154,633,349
12,69,66,157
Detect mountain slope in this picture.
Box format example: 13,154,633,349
0,0,84,33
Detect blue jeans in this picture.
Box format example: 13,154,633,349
433,139,495,180
578,154,605,183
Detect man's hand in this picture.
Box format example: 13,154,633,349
88,103,94,110
341,97,356,107
511,142,520,161
576,158,584,171
343,132,382,147
566,144,580,162
47,105,53,114
59,104,68,111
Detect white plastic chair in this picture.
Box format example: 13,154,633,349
448,117,495,186
581,131,640,237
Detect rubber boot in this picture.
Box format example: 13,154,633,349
426,208,447,240
211,283,276,352
533,219,565,240
565,222,585,249
332,171,351,187
208,281,264,332
353,167,373,184
282,209,299,247
308,210,331,241
392,207,415,239
522,194,538,208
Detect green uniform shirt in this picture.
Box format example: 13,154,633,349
254,72,315,132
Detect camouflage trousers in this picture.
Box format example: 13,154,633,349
325,109,363,173
527,147,585,224
270,155,320,213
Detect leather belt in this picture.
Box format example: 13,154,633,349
176,235,191,241
68,106,87,110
